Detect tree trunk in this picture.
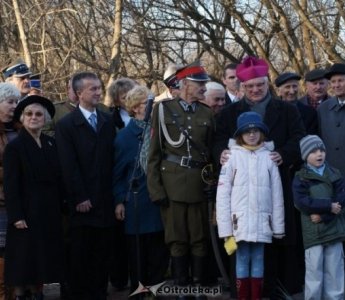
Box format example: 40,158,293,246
12,0,32,67
105,0,123,107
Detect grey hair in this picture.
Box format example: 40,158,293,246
205,81,225,97
0,82,21,102
72,71,99,96
19,103,52,125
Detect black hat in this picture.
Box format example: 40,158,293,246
304,69,326,82
14,95,55,122
2,59,31,79
324,63,345,80
274,72,301,87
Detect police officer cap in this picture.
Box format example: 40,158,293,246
274,72,301,87
163,64,184,89
324,63,345,80
176,61,209,82
30,74,42,90
304,69,326,82
2,58,32,79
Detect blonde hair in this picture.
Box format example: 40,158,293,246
125,86,150,116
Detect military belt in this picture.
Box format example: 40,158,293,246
163,154,206,169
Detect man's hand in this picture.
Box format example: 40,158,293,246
14,219,28,229
115,203,125,221
310,214,322,223
220,149,230,165
331,202,341,214
270,151,283,166
76,200,92,213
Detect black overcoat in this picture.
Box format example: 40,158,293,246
3,129,63,285
55,107,116,228
213,97,306,244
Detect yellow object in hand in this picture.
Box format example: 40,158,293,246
224,237,237,255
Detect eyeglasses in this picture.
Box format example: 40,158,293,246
23,111,44,117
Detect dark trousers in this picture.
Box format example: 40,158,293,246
127,231,169,293
109,220,128,289
263,243,304,297
69,226,112,300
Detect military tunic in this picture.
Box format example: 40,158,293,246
43,101,76,136
147,98,214,256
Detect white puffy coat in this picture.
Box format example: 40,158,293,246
216,139,285,243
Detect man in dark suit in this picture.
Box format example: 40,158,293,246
55,72,116,300
222,63,241,104
299,69,329,109
214,57,305,297
275,72,318,135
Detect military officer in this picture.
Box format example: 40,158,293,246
1,59,32,99
42,78,78,136
147,61,214,297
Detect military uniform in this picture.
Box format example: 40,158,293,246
43,101,75,136
147,98,214,257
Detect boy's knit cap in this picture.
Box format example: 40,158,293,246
300,135,325,161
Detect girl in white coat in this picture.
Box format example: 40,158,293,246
216,111,285,300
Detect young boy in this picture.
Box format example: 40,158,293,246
293,135,345,300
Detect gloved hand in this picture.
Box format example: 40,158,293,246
273,233,285,239
154,198,169,207
224,236,237,255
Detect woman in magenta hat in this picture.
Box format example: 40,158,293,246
3,95,63,300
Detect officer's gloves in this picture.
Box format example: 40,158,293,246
154,198,170,207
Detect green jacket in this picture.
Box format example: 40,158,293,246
293,165,345,249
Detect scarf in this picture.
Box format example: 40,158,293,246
133,118,151,174
242,143,263,151
244,92,271,118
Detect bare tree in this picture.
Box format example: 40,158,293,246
1,0,345,98
12,0,32,66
